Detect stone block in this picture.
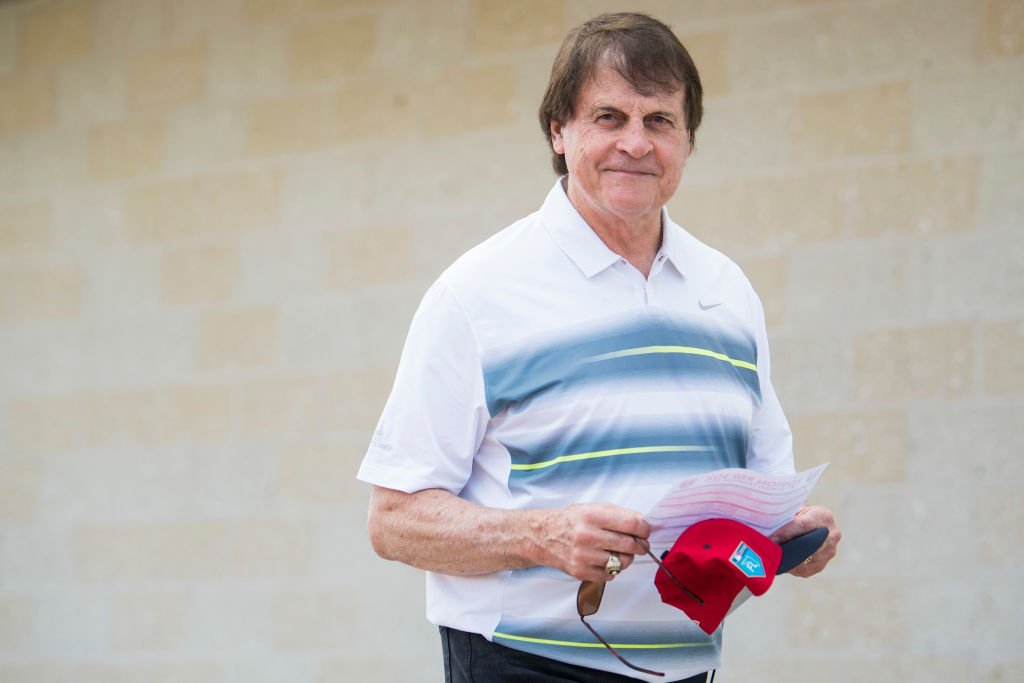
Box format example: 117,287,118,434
678,91,795,184
272,588,359,649
786,241,914,329
736,254,787,327
19,0,93,68
673,170,846,252
678,31,730,97
908,402,1022,488
327,223,416,289
246,93,329,156
909,228,1024,320
163,105,247,173
6,394,80,455
244,0,374,23
0,15,14,72
108,590,189,651
979,152,1024,233
197,307,279,371
0,264,84,322
332,78,417,143
161,244,241,305
730,0,976,91
57,58,127,128
163,384,234,443
846,156,980,237
853,323,973,402
323,365,393,432
290,15,375,83
983,662,1024,682
984,0,1024,57
75,520,316,580
770,330,854,412
794,82,911,161
976,485,1024,568
420,64,519,136
911,61,1024,155
208,30,289,101
129,40,206,111
239,376,323,438
89,118,164,181
280,443,363,504
0,461,38,523
0,594,32,651
0,201,50,250
725,654,972,683
376,2,468,68
789,410,906,484
0,71,56,138
124,169,281,243
470,0,566,54
0,662,223,683
24,384,231,451
981,319,1024,395
790,577,906,652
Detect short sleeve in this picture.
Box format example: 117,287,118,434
745,288,796,476
356,280,490,494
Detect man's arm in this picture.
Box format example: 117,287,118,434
367,486,652,583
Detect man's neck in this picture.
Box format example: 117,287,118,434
563,179,663,278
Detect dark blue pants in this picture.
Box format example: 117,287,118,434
441,626,711,683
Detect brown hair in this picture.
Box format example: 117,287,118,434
538,13,703,175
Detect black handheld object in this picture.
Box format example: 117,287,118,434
776,526,829,574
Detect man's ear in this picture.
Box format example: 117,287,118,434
550,120,566,155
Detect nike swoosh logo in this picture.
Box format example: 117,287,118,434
698,300,722,311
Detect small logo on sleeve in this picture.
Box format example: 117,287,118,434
730,542,766,578
370,421,393,452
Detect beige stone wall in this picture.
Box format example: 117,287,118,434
0,0,1021,681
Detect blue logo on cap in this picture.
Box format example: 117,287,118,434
730,542,766,578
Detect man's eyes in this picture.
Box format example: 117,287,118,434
593,113,676,127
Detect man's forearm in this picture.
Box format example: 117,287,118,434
367,486,552,575
367,485,652,581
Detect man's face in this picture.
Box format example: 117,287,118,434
550,63,691,229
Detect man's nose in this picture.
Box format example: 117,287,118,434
616,120,653,158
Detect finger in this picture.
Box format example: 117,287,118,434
770,505,837,544
583,504,651,540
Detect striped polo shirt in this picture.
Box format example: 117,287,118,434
358,179,794,681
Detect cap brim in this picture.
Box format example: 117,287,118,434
776,527,829,574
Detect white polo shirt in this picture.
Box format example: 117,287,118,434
358,179,794,681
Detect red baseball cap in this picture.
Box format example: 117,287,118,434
654,518,825,635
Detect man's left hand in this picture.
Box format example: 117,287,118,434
770,505,841,578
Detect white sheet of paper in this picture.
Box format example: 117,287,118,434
645,464,828,547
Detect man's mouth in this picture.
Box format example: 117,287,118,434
606,168,656,176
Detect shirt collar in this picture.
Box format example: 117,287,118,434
540,177,690,279
540,178,619,278
658,206,690,279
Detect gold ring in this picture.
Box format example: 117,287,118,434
803,555,814,566
605,553,622,576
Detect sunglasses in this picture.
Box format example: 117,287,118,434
576,537,703,677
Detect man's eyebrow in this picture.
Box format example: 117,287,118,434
589,104,678,119
590,104,624,115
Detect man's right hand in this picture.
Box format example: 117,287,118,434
533,503,652,582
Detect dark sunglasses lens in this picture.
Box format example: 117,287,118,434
576,581,605,616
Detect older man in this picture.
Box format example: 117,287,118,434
358,12,840,683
